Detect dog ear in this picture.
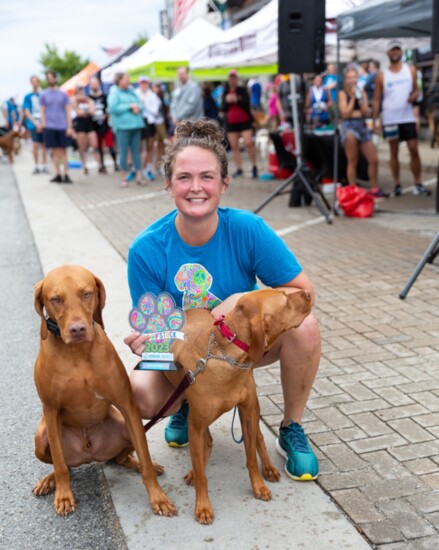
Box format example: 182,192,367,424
34,280,48,340
93,276,106,329
248,314,268,364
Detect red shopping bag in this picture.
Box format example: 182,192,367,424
336,185,374,218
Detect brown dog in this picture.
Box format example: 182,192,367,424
0,130,21,163
33,265,176,517
168,288,312,524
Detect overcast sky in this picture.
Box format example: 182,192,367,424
0,0,164,101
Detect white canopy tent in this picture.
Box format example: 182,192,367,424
190,0,356,78
101,34,169,84
126,18,225,82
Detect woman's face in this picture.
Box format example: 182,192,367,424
119,74,130,89
313,75,322,87
167,146,229,222
344,70,358,89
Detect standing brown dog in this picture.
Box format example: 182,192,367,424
168,288,312,524
0,130,21,163
33,265,176,517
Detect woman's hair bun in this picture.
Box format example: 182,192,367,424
174,119,224,143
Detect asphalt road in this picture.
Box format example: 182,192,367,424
0,164,127,550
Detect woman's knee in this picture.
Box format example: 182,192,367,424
292,314,321,351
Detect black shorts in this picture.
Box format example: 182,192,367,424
226,120,253,133
141,119,156,140
74,117,95,133
44,128,69,149
382,122,417,142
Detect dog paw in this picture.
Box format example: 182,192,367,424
253,484,272,501
129,292,185,334
150,493,177,517
33,472,56,496
195,504,215,525
261,463,281,483
54,489,76,516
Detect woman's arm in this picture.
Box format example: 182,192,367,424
338,89,355,118
360,89,370,117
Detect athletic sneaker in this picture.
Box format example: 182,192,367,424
394,184,403,197
50,174,62,183
126,170,136,182
164,401,189,447
251,166,258,179
63,174,73,184
413,183,431,196
232,168,243,178
369,187,389,198
146,170,155,181
276,421,319,481
32,167,40,175
41,166,49,174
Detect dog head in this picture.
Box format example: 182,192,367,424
233,289,312,363
34,265,106,343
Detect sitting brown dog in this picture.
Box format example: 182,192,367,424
33,265,176,517
0,130,21,163
168,288,312,524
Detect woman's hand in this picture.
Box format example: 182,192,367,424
124,331,149,356
130,103,140,114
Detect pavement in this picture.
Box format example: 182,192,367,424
1,136,438,549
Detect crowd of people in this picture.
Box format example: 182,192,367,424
1,38,434,199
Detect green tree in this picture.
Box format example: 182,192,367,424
38,43,90,85
133,33,149,47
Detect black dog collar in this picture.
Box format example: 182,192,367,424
46,317,61,337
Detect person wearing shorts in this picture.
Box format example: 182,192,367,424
40,70,73,184
221,70,258,179
373,39,430,196
22,75,48,174
338,68,382,197
71,84,100,175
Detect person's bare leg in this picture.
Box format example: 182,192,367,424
227,132,242,171
388,139,400,186
406,138,421,184
241,129,257,166
360,140,378,188
344,133,359,185
256,314,321,424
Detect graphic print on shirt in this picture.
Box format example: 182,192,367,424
174,263,221,310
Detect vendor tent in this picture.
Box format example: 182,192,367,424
126,19,224,82
60,62,100,96
337,0,433,40
190,0,355,80
101,34,169,84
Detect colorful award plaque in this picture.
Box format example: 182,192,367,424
129,292,186,371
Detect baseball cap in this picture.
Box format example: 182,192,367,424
228,69,238,77
386,39,403,52
138,75,150,83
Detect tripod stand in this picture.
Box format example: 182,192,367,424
399,232,439,299
253,74,332,224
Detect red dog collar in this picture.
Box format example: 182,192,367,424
213,316,250,353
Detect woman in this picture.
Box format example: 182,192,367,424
107,72,146,187
306,74,330,128
221,70,258,178
71,85,99,175
338,68,384,197
124,119,321,481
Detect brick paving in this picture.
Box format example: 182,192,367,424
55,141,439,548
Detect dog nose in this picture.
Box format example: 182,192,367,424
69,323,87,337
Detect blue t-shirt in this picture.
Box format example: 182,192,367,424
128,207,302,310
23,92,42,130
40,88,70,130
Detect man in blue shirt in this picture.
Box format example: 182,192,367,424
23,76,48,175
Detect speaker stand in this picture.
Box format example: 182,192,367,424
253,74,332,224
399,232,439,299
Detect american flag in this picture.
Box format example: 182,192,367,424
173,0,196,32
101,46,124,57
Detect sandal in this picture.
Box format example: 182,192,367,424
120,180,128,188
137,179,148,186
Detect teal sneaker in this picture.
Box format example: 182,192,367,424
276,421,319,481
126,170,136,182
164,401,189,447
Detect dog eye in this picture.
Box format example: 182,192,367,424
83,292,93,300
50,297,62,305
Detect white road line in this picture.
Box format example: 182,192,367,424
83,189,168,210
276,216,325,236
